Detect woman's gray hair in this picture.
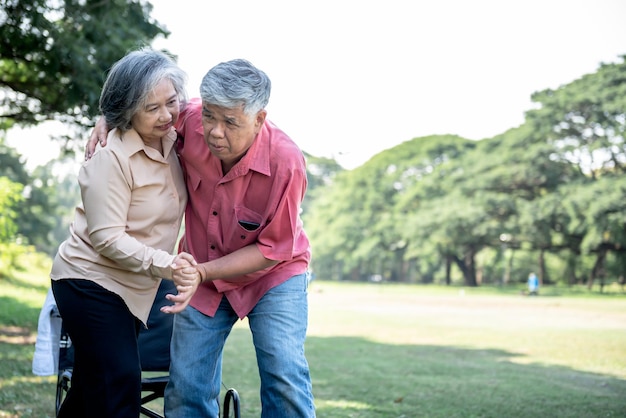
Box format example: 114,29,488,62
199,59,271,116
99,47,188,130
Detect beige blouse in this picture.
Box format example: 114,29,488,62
51,127,187,324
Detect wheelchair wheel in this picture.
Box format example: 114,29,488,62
222,388,241,418
55,368,72,416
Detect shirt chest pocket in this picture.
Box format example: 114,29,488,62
226,206,264,250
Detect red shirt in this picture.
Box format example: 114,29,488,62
176,98,311,318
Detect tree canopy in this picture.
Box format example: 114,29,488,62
0,0,168,261
0,0,168,133
304,57,626,288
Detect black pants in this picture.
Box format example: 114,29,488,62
52,279,142,418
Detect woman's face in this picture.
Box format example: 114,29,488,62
131,79,180,144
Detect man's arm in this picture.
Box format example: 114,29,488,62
85,117,109,160
196,244,279,283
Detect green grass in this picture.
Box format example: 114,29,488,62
1,260,625,417
0,259,57,418
302,282,626,417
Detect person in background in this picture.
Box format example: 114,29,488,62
88,58,316,417
52,47,201,418
527,272,539,295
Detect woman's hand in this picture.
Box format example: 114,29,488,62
161,252,201,314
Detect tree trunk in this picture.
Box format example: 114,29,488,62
452,251,477,287
538,249,546,285
566,251,579,285
505,248,514,284
464,250,478,286
588,249,607,290
391,249,405,282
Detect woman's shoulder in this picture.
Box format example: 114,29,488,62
85,129,136,167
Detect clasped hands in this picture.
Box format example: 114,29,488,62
161,252,201,314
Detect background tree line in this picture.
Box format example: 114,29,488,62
303,57,626,288
0,1,624,289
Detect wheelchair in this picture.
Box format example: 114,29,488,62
55,280,240,417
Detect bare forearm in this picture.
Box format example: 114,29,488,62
85,116,109,159
196,244,279,283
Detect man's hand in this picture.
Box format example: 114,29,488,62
85,117,109,160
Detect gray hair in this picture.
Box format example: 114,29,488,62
99,47,188,130
199,59,271,116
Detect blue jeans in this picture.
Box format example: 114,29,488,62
164,273,315,417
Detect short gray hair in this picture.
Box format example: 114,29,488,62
99,47,188,130
199,59,271,116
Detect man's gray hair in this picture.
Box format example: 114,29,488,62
99,47,188,130
199,59,271,116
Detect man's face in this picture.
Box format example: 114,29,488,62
201,102,266,171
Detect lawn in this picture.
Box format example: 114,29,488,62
1,262,625,417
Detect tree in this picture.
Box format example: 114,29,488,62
305,134,476,282
0,0,169,138
526,56,626,285
570,176,626,289
0,173,25,276
0,137,73,254
527,56,626,178
0,175,23,242
303,152,343,215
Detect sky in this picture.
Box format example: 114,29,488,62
7,0,626,170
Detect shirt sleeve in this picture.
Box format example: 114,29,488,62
257,162,308,261
175,98,201,138
79,149,176,279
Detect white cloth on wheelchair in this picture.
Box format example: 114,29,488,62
32,288,62,376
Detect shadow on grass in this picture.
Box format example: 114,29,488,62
2,328,625,418
313,337,626,417
221,330,626,418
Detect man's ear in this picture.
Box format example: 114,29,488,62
255,109,267,129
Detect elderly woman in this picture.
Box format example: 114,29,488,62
50,48,200,418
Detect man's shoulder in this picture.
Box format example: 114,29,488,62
263,121,302,153
179,98,202,122
260,126,306,178
184,97,202,112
